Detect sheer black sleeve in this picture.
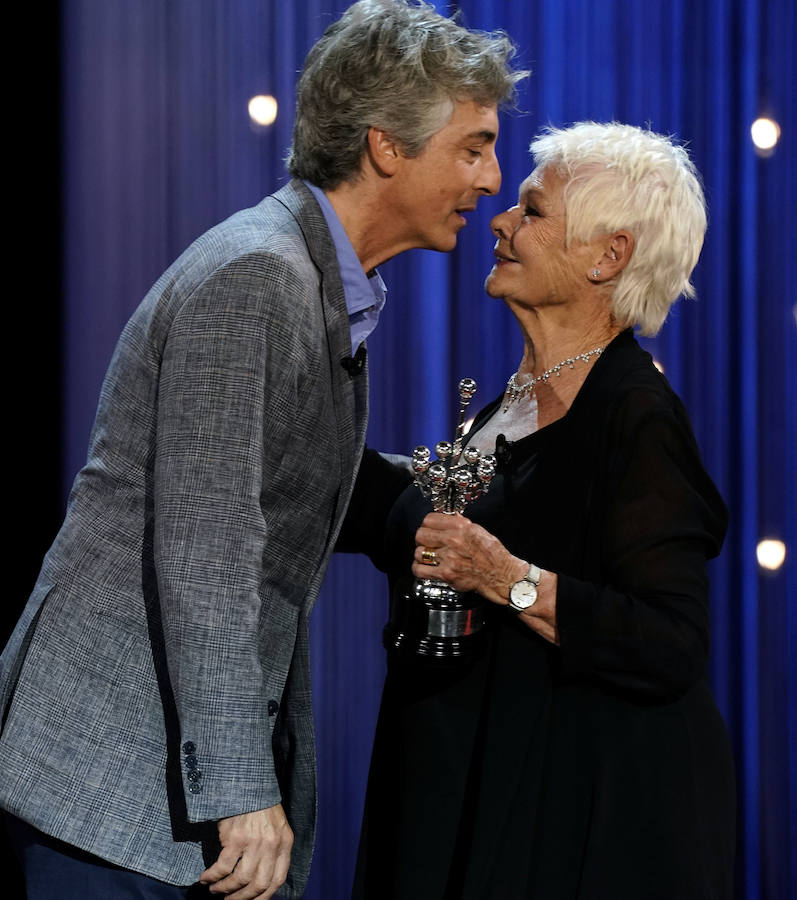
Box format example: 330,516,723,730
556,391,727,702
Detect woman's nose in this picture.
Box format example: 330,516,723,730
490,205,519,239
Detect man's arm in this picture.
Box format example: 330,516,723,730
154,251,313,887
335,447,413,568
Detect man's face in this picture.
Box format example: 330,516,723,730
388,100,501,253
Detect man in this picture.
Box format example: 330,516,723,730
0,2,525,897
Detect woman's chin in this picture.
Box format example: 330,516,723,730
484,270,502,297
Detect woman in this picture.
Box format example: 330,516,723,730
348,122,735,899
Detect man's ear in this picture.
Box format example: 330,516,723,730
366,126,402,177
594,231,634,279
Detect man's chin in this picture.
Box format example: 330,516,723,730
425,236,459,253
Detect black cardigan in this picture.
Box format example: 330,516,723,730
347,330,735,899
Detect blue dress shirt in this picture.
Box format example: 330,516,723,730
304,181,387,353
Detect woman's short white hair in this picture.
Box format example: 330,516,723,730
530,122,707,336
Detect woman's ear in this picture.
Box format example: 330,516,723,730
601,231,634,277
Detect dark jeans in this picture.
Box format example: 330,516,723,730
4,813,212,899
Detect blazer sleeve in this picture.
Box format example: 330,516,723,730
556,393,727,703
335,447,413,569
153,251,309,823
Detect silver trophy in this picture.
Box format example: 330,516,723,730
383,378,497,659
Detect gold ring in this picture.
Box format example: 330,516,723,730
421,548,439,566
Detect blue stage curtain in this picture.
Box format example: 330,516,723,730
56,1,795,897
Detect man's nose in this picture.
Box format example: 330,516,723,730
476,148,502,196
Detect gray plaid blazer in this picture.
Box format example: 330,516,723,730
0,180,368,896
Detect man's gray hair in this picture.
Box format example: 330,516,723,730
287,0,527,189
531,122,707,336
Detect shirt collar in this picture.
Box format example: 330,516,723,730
303,180,387,323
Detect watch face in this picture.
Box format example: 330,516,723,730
509,580,537,610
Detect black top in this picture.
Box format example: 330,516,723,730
346,331,735,899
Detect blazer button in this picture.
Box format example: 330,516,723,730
182,741,196,754
267,700,279,717
185,755,199,770
188,782,202,794
187,769,202,782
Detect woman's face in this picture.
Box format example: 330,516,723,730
484,166,598,311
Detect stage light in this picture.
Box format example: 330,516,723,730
750,117,780,152
248,95,278,127
756,539,786,571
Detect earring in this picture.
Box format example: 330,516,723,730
591,268,601,279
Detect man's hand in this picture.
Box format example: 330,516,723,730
200,803,293,899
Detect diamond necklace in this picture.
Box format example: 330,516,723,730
503,345,605,411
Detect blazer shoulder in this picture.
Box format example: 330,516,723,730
149,181,332,312
264,179,338,273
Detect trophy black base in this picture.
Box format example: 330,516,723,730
383,577,488,661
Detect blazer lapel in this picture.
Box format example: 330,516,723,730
272,180,369,519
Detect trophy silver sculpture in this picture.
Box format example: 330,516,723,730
383,378,497,659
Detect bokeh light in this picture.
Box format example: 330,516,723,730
248,95,278,127
756,539,786,571
750,117,781,152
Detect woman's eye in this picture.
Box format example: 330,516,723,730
523,206,540,218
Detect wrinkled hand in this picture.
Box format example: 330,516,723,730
413,512,559,644
413,512,522,602
200,803,293,899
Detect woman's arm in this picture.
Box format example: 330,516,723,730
555,406,726,700
413,402,726,702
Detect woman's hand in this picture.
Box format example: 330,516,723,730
413,512,523,601
413,512,559,644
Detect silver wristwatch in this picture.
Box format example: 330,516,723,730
508,563,541,613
